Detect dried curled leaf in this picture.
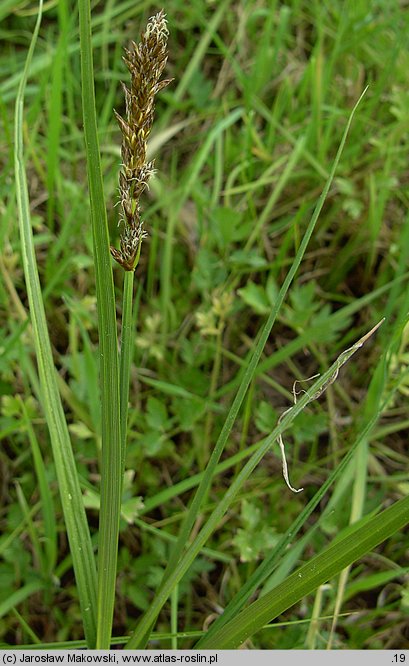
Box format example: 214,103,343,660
277,319,385,493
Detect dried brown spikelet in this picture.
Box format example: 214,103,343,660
110,9,172,271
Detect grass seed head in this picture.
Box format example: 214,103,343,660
111,9,172,271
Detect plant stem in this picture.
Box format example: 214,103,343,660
120,270,135,474
78,0,122,648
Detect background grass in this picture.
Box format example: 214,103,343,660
1,0,409,649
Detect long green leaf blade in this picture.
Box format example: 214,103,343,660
78,0,122,649
14,0,97,647
198,494,409,648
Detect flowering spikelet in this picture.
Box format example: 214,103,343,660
110,10,172,271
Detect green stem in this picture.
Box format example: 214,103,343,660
78,0,122,648
120,270,135,474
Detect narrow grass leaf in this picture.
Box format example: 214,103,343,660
0,582,45,621
14,0,97,646
198,493,409,648
20,399,57,574
15,483,46,577
78,0,122,649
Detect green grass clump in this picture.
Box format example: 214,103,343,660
1,0,409,650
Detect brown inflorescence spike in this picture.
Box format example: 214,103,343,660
110,10,171,271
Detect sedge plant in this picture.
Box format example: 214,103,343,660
11,0,409,649
78,3,171,648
